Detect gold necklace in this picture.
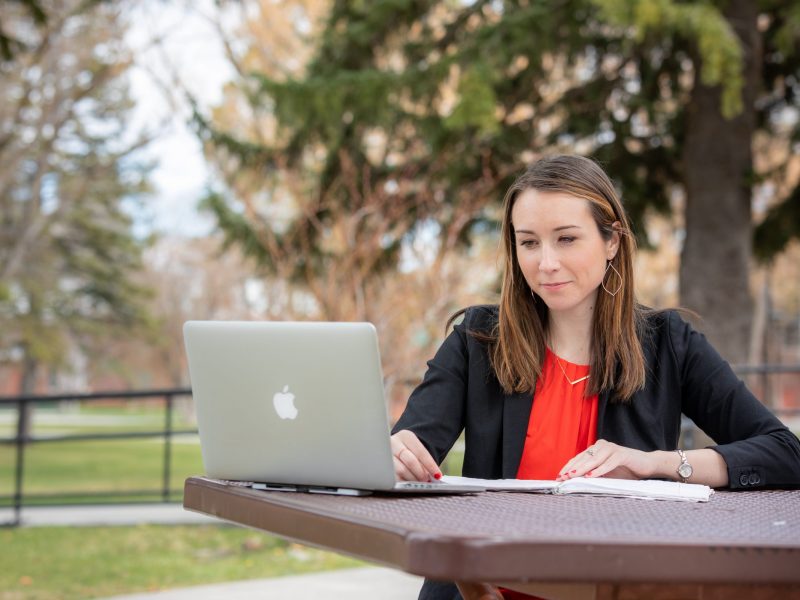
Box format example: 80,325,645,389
552,353,590,386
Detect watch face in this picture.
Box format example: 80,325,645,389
678,463,693,478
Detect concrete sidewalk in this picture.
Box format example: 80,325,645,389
0,503,217,527
97,567,423,599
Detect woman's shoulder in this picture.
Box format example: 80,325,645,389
453,304,499,332
638,306,702,358
636,304,690,330
639,306,691,331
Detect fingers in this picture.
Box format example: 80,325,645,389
392,455,414,481
392,445,434,482
557,439,613,481
401,431,442,477
390,430,442,482
557,440,650,481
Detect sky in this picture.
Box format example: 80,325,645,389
125,1,236,237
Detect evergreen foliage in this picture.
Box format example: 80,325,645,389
198,0,799,348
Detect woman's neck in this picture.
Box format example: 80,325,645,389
547,311,593,364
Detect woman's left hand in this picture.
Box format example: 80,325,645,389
556,439,657,481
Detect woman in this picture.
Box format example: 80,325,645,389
390,155,800,600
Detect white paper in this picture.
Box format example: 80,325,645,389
441,475,559,491
441,475,713,502
556,477,714,502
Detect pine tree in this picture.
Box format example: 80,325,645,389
199,0,800,362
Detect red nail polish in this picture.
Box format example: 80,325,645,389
434,473,441,480
587,471,593,477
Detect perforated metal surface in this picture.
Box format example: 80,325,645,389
185,477,800,583
256,489,800,547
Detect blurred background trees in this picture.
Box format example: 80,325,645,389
0,0,152,414
197,0,800,365
1,0,799,413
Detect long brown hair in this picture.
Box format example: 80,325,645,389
479,155,645,402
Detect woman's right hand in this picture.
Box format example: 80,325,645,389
390,429,442,482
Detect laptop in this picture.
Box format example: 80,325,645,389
183,320,484,495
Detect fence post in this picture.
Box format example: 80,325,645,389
13,399,27,526
162,393,174,502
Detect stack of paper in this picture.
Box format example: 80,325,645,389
440,475,714,502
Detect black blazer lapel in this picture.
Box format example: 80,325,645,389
501,390,533,478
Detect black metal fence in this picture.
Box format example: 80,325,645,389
1,364,799,527
0,388,194,527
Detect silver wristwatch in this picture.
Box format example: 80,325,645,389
676,449,693,483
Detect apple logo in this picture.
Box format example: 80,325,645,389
273,385,298,420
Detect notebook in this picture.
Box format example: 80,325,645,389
183,320,484,495
441,475,714,502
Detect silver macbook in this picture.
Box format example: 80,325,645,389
183,320,484,495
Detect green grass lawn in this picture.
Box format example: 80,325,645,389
0,438,204,505
0,404,467,505
0,404,194,438
0,404,448,599
0,437,466,505
0,403,202,505
0,524,364,600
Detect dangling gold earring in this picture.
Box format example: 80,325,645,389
602,261,622,296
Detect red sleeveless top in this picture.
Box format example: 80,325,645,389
501,350,599,599
516,348,598,480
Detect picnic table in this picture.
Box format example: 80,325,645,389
184,476,800,599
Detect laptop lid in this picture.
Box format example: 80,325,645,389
183,320,398,491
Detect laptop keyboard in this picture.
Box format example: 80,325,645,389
395,481,441,490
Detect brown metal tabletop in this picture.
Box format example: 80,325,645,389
184,476,800,596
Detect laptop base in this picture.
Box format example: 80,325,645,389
251,481,485,496
252,483,371,496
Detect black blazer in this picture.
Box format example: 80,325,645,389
393,305,800,488
393,306,800,600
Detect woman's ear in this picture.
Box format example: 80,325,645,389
607,221,622,260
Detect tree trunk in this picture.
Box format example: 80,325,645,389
680,0,759,364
